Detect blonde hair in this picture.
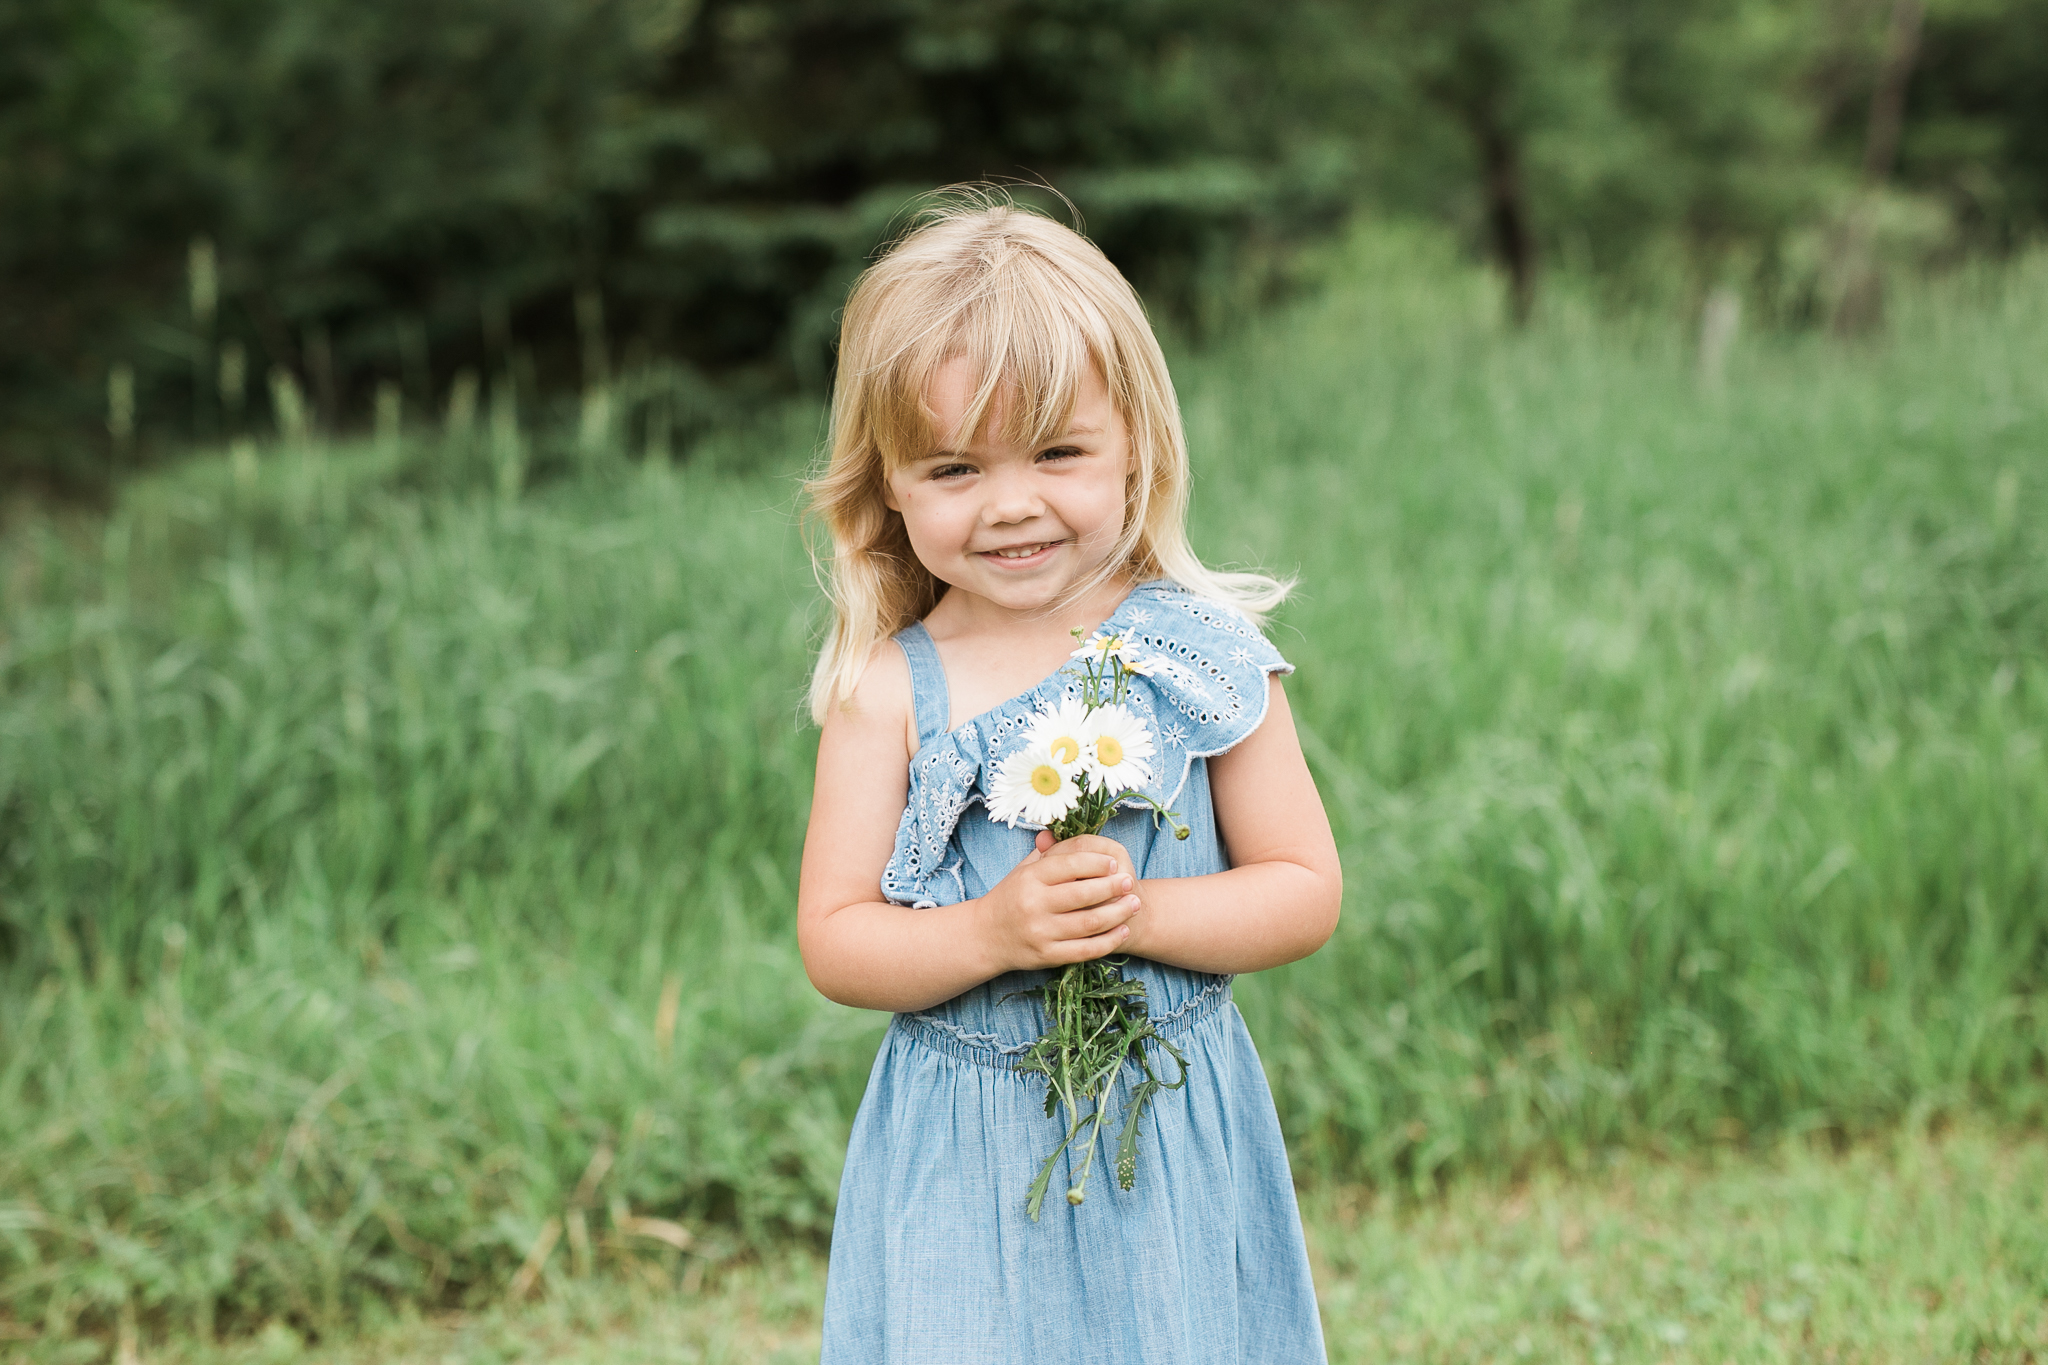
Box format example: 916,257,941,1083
804,187,1290,723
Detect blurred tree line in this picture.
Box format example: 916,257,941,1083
2,0,2043,488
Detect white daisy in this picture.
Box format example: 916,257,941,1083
1081,703,1155,789
1027,697,1092,773
1070,630,1116,661
987,738,1081,827
1071,631,1156,676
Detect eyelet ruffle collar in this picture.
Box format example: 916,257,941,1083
879,580,1292,908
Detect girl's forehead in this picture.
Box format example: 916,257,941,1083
916,353,1112,452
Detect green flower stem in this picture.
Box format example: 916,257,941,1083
1014,638,1191,1218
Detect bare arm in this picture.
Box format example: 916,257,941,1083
796,646,1142,1013
1079,675,1341,974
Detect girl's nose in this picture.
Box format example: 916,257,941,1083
980,468,1045,525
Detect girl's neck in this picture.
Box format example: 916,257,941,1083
921,575,1138,729
924,574,1135,645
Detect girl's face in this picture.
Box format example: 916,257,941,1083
884,356,1131,616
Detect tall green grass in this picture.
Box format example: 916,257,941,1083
1204,234,2048,1181
2,228,2043,1343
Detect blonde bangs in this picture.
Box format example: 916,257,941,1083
862,243,1118,475
804,188,1290,725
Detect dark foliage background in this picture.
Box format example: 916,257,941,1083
3,0,2045,487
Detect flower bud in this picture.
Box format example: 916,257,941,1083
1066,1187,1085,1206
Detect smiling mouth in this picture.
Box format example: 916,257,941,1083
981,541,1061,561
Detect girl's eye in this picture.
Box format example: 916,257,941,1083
930,463,975,480
1036,445,1082,463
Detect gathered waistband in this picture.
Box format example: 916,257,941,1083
895,973,1233,1072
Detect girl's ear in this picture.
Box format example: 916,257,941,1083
880,475,900,512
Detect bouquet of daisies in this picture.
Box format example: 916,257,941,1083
987,630,1192,1220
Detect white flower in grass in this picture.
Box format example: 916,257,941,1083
1081,703,1155,789
987,738,1081,827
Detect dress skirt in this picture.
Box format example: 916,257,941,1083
821,964,1327,1363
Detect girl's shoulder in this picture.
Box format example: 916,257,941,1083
1124,578,1276,635
823,633,919,765
1116,579,1295,716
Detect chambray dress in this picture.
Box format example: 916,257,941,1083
821,580,1327,1364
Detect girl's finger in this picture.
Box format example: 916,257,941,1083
1050,893,1140,934
1048,833,1126,862
1036,851,1123,884
1046,921,1133,964
1051,877,1132,914
1033,830,1055,855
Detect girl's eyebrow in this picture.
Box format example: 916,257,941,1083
913,425,1099,464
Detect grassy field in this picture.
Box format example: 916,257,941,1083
2,227,2044,1349
53,1125,2048,1364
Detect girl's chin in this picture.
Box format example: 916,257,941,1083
960,576,1125,619
963,575,1069,608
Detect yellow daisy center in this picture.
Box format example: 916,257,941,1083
1030,764,1063,796
1096,736,1124,767
1050,736,1079,765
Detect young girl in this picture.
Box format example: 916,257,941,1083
799,192,1341,1363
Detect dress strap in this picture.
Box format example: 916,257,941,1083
893,622,953,747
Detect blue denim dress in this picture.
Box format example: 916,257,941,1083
821,581,1327,1363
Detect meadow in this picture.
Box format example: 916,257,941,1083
108,1124,2048,1363
1,228,2044,1351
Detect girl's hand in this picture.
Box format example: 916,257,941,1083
976,841,1140,973
1033,831,1138,888
1034,831,1145,955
